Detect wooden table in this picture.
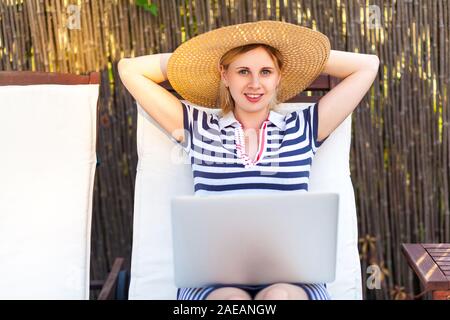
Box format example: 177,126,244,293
401,243,450,300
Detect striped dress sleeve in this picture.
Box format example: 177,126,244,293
304,102,329,155
178,101,212,154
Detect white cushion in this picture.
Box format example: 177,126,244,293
0,84,99,299
129,100,362,300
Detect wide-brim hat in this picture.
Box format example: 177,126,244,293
167,20,330,108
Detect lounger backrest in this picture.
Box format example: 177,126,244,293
0,72,99,299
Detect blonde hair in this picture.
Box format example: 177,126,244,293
216,43,284,114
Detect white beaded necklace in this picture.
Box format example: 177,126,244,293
234,120,269,169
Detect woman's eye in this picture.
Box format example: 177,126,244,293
239,70,271,75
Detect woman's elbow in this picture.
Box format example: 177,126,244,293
118,58,130,77
369,54,380,71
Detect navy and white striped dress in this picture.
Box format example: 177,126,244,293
176,101,330,300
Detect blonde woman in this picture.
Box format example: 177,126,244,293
119,20,379,300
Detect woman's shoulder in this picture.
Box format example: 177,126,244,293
273,103,319,122
180,100,222,128
181,100,221,115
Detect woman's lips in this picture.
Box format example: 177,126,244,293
244,94,263,103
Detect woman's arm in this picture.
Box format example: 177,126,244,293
118,53,185,142
118,53,172,83
317,50,380,142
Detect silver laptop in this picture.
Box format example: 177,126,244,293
170,191,339,288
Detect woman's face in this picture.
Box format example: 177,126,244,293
220,47,281,114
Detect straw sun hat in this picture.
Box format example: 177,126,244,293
167,20,330,108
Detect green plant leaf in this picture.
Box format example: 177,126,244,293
135,0,147,6
148,3,158,16
135,1,158,16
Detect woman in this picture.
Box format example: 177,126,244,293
118,20,379,300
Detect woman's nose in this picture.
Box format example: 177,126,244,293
248,75,261,87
